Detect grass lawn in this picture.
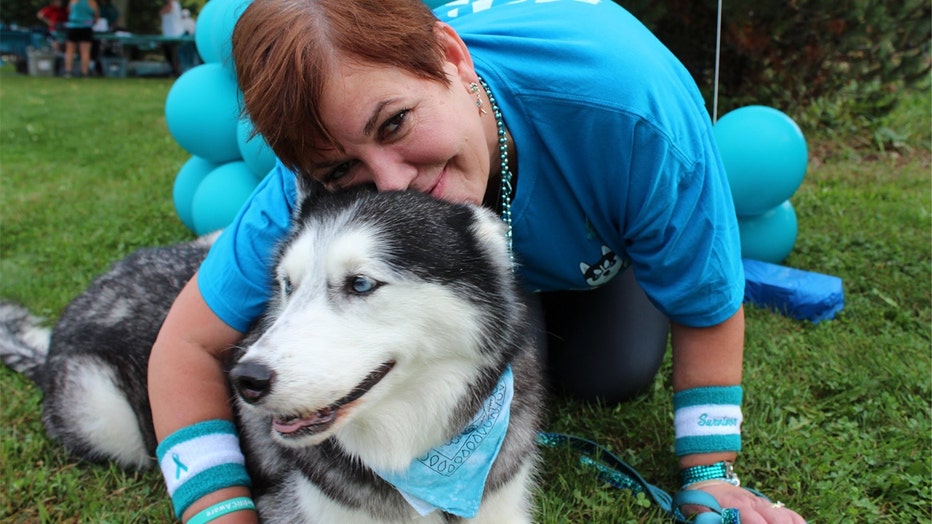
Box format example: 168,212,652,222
1,69,929,523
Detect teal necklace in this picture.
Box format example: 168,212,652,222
477,76,514,266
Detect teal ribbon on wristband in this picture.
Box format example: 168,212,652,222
187,496,255,524
673,386,743,456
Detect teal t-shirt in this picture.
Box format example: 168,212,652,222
66,0,96,27
198,0,743,332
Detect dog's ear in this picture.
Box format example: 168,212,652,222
295,174,326,202
293,175,331,220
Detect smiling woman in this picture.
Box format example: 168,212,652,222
144,0,809,522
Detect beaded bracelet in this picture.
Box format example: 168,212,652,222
680,460,741,489
187,496,256,524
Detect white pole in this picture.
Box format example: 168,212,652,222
713,0,723,123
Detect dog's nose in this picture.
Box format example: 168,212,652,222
230,361,275,403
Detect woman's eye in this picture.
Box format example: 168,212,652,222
380,110,408,139
347,275,379,295
326,162,353,184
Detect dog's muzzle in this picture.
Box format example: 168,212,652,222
229,360,396,438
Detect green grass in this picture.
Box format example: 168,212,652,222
1,69,930,523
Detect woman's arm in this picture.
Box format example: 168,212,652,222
671,306,744,469
148,273,258,523
672,306,805,523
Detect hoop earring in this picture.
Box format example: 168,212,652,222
469,82,487,115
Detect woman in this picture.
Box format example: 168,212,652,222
62,0,98,78
149,1,805,522
160,0,184,75
160,0,184,36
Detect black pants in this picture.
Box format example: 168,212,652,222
533,269,670,404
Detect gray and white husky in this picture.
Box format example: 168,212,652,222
0,187,544,523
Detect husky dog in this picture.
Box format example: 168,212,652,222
0,188,544,523
0,233,217,469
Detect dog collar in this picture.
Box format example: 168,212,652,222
372,365,514,518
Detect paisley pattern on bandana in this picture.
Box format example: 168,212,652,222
373,366,514,517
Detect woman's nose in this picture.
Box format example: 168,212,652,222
365,154,417,192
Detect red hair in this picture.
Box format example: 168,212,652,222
232,0,448,177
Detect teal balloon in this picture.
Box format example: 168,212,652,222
165,63,242,163
237,118,277,178
173,156,220,232
714,106,808,217
194,0,222,63
191,161,261,235
210,0,251,71
738,200,798,264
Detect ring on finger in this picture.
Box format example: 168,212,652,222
771,501,786,509
721,508,740,524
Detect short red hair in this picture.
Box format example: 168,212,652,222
232,0,449,177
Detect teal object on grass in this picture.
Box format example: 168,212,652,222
714,106,808,217
743,258,844,323
738,200,798,264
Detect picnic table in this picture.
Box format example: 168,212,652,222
95,32,195,50
0,28,48,72
1,27,200,76
93,32,200,77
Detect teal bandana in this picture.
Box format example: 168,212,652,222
373,366,514,518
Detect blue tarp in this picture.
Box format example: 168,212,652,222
743,259,844,323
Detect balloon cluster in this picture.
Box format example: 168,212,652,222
713,106,809,264
164,0,276,235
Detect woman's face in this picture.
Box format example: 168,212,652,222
308,59,494,206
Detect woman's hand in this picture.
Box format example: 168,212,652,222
681,481,806,524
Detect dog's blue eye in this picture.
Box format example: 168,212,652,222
349,275,378,295
281,276,293,296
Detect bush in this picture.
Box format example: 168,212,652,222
623,0,931,126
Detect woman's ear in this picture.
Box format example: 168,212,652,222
434,21,476,84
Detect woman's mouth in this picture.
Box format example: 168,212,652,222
427,168,446,199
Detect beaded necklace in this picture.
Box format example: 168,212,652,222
477,77,514,266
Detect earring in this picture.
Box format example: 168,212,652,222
469,82,487,115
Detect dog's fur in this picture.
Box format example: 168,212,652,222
0,188,544,523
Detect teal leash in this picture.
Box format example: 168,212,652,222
536,432,680,520
536,432,745,523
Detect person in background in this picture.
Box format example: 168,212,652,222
99,0,119,31
176,8,198,73
180,8,196,35
160,0,183,36
36,0,68,52
62,0,98,77
159,0,184,75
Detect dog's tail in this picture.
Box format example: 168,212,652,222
0,301,51,385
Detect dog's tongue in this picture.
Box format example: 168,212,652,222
273,407,334,434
